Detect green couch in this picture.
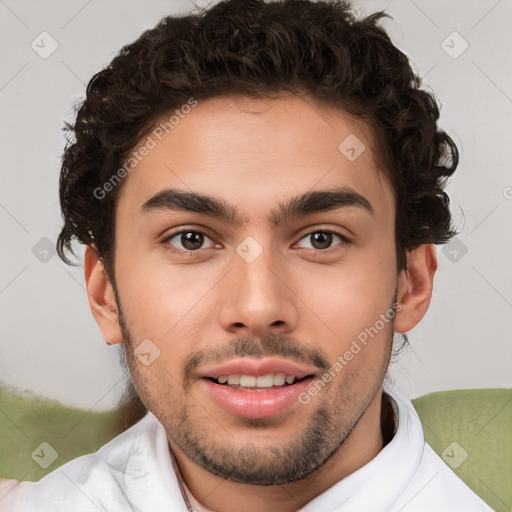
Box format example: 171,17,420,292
0,384,510,511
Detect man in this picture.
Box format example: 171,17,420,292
0,0,494,510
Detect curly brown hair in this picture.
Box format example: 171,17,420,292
57,0,458,282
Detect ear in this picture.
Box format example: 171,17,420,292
84,245,123,345
394,244,437,333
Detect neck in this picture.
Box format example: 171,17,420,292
168,387,391,512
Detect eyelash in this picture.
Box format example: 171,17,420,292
161,227,352,256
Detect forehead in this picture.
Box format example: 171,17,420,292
115,95,394,225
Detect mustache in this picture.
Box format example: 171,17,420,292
183,333,331,385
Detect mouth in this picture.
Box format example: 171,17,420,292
197,358,318,418
204,373,312,391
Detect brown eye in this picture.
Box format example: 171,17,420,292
310,232,333,250
296,230,349,251
164,229,217,253
180,231,204,250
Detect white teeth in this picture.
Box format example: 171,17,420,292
256,374,274,387
273,373,286,386
216,373,300,387
240,375,257,387
227,375,240,385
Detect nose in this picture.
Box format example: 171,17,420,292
218,240,299,339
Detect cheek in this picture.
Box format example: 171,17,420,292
115,251,215,341
308,262,396,333
299,246,397,367
124,342,184,428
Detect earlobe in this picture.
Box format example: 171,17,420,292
84,245,123,345
394,244,437,334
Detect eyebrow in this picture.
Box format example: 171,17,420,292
141,186,374,226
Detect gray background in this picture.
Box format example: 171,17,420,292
0,0,511,410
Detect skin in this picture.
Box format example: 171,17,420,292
85,94,436,512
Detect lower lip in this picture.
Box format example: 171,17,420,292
200,377,314,419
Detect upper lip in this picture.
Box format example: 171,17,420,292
197,357,319,380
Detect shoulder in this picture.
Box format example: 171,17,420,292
391,443,495,511
383,385,495,512
382,384,495,511
0,412,158,512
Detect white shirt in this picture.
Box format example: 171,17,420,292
0,383,494,511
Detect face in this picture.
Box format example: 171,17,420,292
109,95,401,485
